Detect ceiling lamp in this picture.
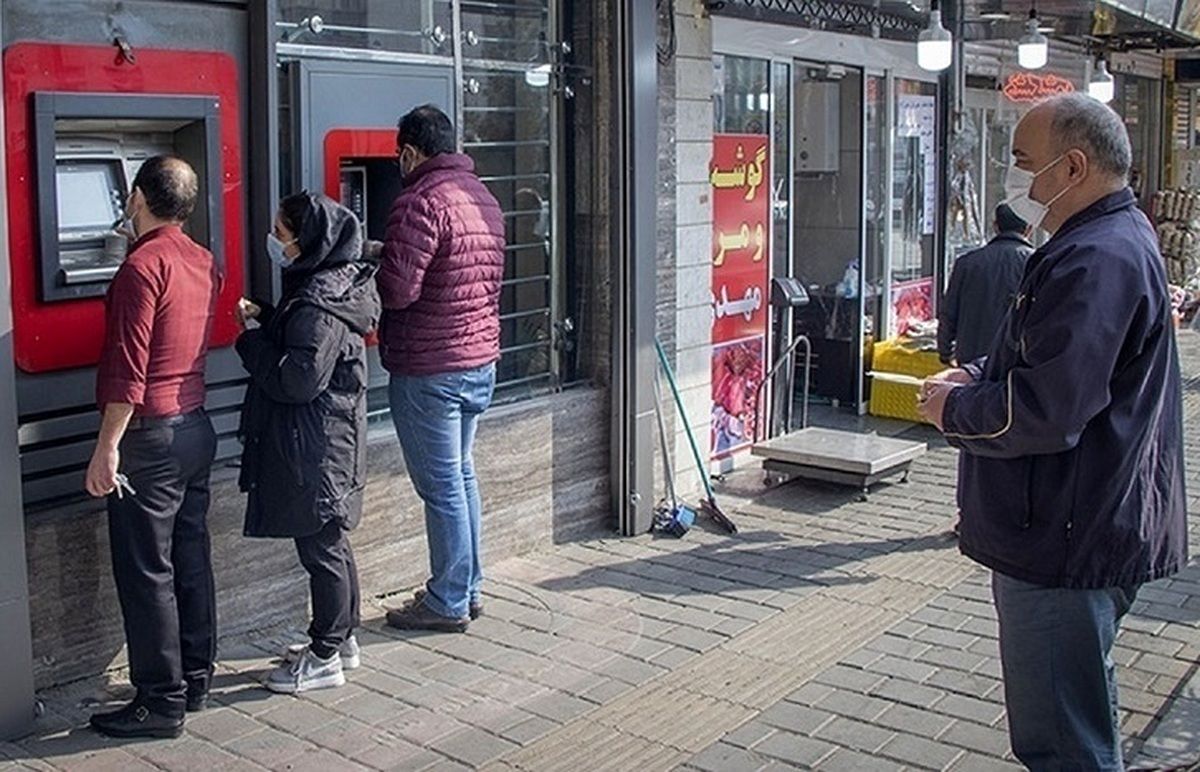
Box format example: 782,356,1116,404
918,0,953,72
1088,56,1115,103
1017,6,1049,69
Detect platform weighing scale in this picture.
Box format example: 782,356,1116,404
750,278,927,499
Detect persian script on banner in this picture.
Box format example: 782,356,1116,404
710,134,770,459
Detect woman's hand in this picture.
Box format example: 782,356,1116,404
237,298,262,328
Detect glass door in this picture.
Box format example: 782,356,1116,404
862,74,888,409
790,60,864,408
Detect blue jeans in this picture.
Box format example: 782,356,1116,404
389,364,495,619
992,572,1140,772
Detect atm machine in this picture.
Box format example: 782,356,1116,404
4,43,245,505
283,57,455,408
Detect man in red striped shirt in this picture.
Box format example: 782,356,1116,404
85,156,222,739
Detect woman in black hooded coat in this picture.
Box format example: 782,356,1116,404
235,192,380,694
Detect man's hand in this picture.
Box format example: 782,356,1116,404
85,443,120,498
929,367,973,385
916,379,960,431
236,298,261,328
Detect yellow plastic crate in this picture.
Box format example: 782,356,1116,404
868,339,945,424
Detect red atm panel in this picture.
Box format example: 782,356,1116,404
323,128,396,199
4,42,244,373
323,128,397,348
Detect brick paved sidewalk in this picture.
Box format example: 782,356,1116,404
4,335,1199,771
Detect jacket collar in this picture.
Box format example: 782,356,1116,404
1047,187,1137,245
992,231,1033,248
406,153,475,186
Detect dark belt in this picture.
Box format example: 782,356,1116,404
127,408,205,431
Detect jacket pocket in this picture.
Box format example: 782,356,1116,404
283,402,326,487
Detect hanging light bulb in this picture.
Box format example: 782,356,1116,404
1017,6,1048,69
1088,56,1115,103
918,1,953,72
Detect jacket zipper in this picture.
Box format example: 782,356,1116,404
1063,519,1073,580
1023,459,1033,529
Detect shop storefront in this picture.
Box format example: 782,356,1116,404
954,42,1166,257
712,17,942,416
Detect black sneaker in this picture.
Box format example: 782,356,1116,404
90,701,184,739
411,588,483,621
385,601,469,633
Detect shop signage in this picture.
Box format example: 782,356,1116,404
710,134,770,459
1001,72,1075,103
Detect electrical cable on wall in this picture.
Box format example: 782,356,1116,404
657,0,677,65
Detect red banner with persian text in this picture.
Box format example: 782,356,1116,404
710,134,770,459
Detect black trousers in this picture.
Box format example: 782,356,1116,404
107,411,217,717
294,520,360,660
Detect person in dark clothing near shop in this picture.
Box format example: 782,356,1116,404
917,93,1187,771
377,105,505,634
236,192,380,693
937,204,1034,366
86,156,221,739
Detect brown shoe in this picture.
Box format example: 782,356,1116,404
411,588,483,621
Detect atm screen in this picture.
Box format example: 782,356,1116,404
56,161,123,237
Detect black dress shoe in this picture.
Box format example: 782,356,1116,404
386,601,469,633
90,701,184,739
412,588,483,620
185,686,209,713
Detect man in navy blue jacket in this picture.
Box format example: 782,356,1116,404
918,93,1187,771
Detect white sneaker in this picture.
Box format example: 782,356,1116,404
283,635,361,670
266,649,345,694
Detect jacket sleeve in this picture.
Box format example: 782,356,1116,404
236,305,345,404
937,259,963,364
940,244,1148,459
377,193,441,311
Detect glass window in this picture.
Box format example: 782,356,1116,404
947,107,986,257
460,4,555,394
890,79,938,337
771,61,790,283
1114,74,1163,208
714,55,771,134
984,107,1017,231
460,0,550,65
863,74,887,399
277,1,453,57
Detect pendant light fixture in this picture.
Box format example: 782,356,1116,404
1088,55,1115,103
918,0,953,72
1017,5,1049,69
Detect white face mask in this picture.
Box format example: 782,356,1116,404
1004,154,1074,232
266,232,297,267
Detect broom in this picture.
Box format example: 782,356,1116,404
654,338,738,534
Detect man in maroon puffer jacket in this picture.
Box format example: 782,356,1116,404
377,105,505,633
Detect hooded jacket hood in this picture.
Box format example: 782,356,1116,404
281,193,380,336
